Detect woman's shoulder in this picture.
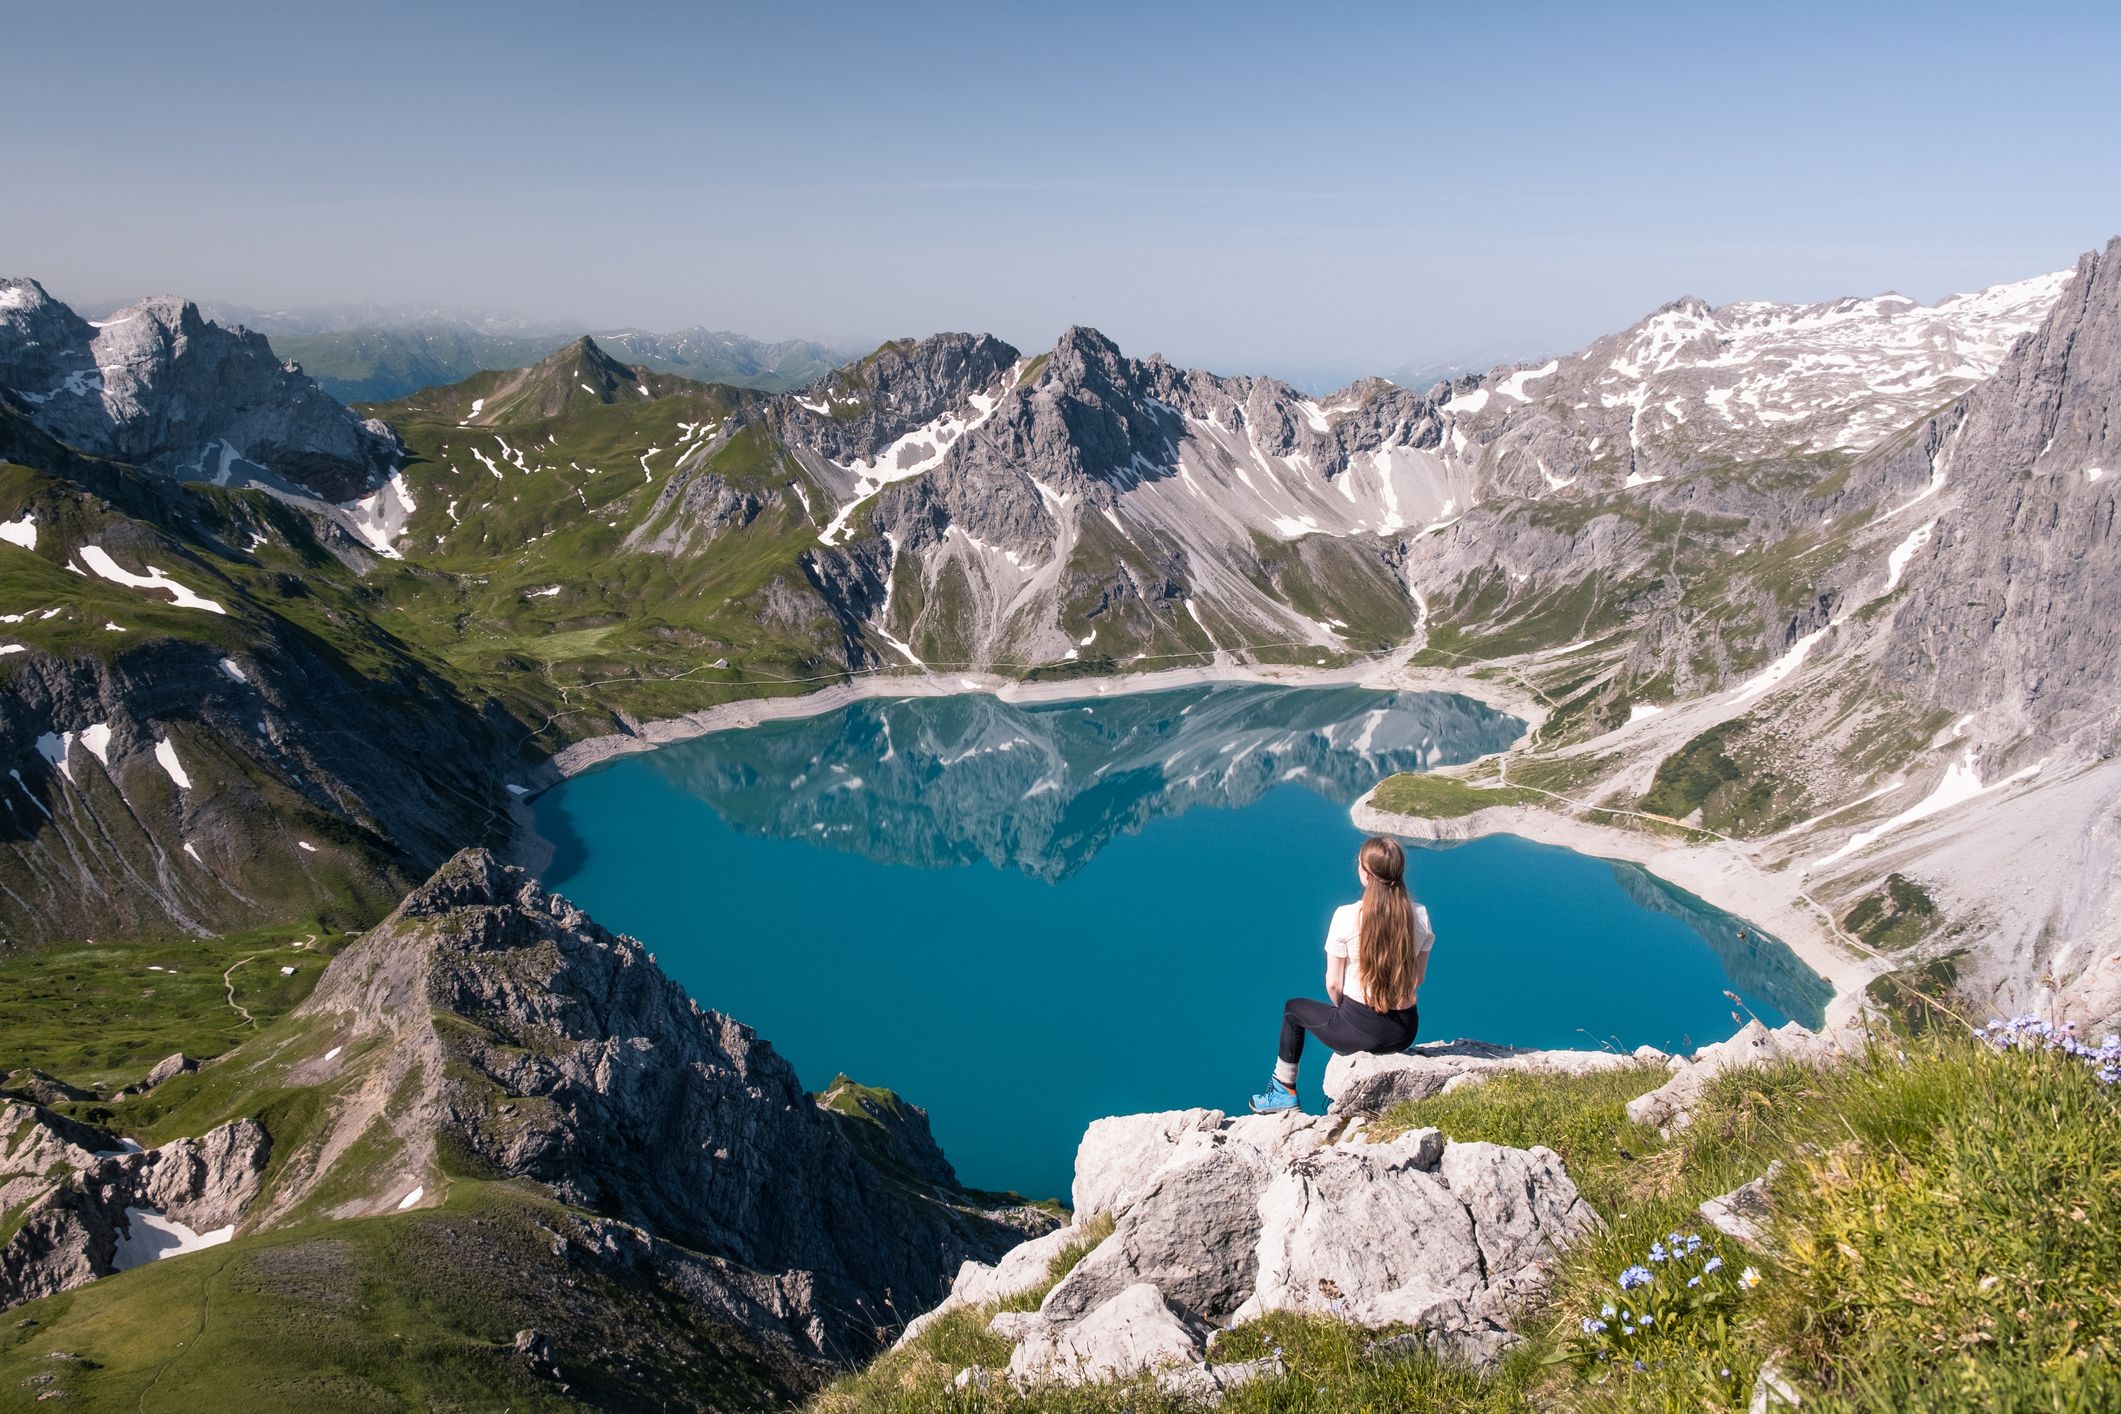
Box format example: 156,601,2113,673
1329,900,1362,926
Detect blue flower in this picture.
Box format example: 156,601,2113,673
1648,1242,1668,1263
1703,1256,1723,1274
1581,1317,1607,1334
1619,1265,1653,1290
1633,1359,1646,1372
1684,1234,1703,1254
1639,1313,1655,1327
1623,1325,1636,1336
1687,1275,1702,1288
1601,1303,1616,1318
1722,1367,1733,1379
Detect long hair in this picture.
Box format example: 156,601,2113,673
1357,836,1428,1011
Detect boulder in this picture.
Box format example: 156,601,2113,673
904,1102,1597,1385
142,1053,198,1089
1699,1162,1782,1247
1005,1283,1207,1387
1248,1130,1483,1319
1,1072,97,1108
1069,1109,1223,1220
1437,1141,1602,1299
1041,1132,1274,1323
1155,1354,1285,1405
893,1222,1080,1349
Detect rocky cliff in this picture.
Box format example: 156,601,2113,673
286,851,1051,1355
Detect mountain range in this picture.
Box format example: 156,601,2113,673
2,241,2119,1403
74,295,858,404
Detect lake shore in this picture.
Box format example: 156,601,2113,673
1351,793,1885,1028
511,646,1864,1027
533,646,1551,783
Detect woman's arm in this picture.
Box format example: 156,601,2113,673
1325,953,1346,1004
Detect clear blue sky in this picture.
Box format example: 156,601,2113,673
8,0,2119,380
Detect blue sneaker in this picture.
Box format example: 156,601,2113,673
1249,1079,1300,1114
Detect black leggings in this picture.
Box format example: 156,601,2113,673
1279,995,1419,1067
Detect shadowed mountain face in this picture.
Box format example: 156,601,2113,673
616,684,1523,880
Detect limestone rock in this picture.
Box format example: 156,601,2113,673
0,279,398,501
1041,1131,1274,1323
0,1072,96,1108
0,1117,267,1310
922,1108,1585,1385
291,851,1054,1366
893,1223,1079,1350
1155,1354,1284,1405
1325,1039,1652,1114
1625,1022,1846,1134
1700,1163,1782,1247
142,1053,197,1089
1068,1108,1223,1220
1249,1131,1486,1320
1005,1282,1207,1387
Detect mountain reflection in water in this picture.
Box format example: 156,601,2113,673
633,683,1526,881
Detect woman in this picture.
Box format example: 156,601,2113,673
1249,835,1431,1114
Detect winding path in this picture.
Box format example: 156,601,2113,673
222,955,258,1028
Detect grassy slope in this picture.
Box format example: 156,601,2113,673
0,923,340,1094
0,1184,800,1412
364,376,858,745
815,1029,2121,1413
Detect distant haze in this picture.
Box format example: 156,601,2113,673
9,0,2120,384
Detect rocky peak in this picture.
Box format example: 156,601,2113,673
0,279,396,501
461,335,654,423
790,331,1020,465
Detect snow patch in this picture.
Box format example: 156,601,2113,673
78,546,227,614
341,471,419,559
220,657,248,683
1813,749,2045,868
396,1185,426,1210
154,739,192,790
110,1208,234,1270
1627,702,1664,722
1497,360,1558,401
0,513,36,550
1882,518,1936,594
1729,623,1834,703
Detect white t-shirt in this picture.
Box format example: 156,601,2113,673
1325,900,1433,1008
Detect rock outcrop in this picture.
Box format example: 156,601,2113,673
282,850,1052,1365
0,1103,266,1308
915,1102,1598,1389
1626,1019,1852,1135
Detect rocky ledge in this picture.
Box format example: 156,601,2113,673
908,1105,1597,1392
903,1016,1859,1397
0,1103,266,1309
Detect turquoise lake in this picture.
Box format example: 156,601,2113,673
532,683,1830,1200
